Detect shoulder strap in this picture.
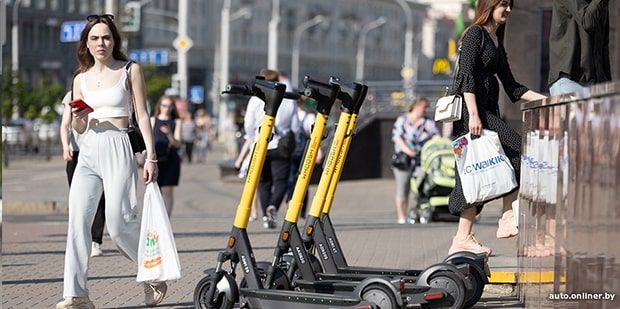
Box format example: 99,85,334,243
125,61,138,125
450,25,485,94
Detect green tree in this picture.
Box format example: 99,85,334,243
142,65,171,112
1,66,65,123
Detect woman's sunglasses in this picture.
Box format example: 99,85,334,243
86,14,115,22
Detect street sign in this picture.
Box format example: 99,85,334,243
173,36,193,52
121,1,141,32
189,86,204,104
60,21,86,43
129,49,170,66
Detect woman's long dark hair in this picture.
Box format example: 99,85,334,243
154,96,180,119
462,0,513,45
74,16,127,75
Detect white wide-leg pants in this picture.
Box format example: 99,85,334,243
63,128,140,297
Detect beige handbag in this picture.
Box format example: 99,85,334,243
434,94,462,122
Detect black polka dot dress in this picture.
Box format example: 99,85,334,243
448,25,528,216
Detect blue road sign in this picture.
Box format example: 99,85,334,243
60,21,86,43
128,49,170,66
189,86,204,104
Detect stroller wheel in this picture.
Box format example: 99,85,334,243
407,207,419,224
419,207,433,224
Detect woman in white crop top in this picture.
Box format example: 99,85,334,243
57,14,165,309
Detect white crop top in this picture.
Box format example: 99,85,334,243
79,70,130,119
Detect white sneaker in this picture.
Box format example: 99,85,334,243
56,297,95,309
90,242,103,257
144,281,167,307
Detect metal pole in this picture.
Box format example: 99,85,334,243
267,0,279,70
218,0,231,139
104,0,117,15
11,0,22,75
11,0,22,120
291,15,326,88
393,0,413,68
178,0,188,99
355,17,386,81
1,1,6,71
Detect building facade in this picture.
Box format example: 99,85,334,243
3,0,431,112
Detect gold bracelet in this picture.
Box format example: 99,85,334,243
146,159,158,163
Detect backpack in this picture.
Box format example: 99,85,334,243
292,113,311,159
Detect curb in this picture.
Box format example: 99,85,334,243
489,271,564,284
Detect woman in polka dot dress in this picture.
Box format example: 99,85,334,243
447,0,546,256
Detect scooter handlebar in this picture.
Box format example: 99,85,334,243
222,84,252,95
301,76,340,115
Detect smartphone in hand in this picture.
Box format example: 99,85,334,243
69,99,94,113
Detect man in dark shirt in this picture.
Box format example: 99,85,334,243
548,0,611,96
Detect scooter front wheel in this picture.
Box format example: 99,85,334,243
420,271,465,309
361,283,399,309
462,264,485,308
194,272,239,309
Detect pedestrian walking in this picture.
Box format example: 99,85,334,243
180,111,197,163
447,0,546,256
194,108,213,163
548,0,611,96
391,98,438,224
60,91,106,258
244,69,300,228
151,96,182,216
56,14,164,309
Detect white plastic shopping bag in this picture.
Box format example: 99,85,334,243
137,182,182,282
452,130,518,203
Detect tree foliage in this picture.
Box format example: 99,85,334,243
142,65,171,113
1,68,65,123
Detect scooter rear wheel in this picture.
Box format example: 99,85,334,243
420,271,465,309
361,283,399,309
193,272,238,309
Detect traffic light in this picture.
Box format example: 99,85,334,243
121,1,141,32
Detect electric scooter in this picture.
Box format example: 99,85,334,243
251,77,453,308
193,77,398,309
296,80,490,308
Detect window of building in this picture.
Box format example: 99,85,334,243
91,0,102,14
67,0,75,13
49,0,58,10
79,0,89,15
35,0,46,10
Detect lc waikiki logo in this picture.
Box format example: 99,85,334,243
452,136,468,158
143,231,162,269
464,155,507,175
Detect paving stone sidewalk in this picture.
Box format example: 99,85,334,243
2,146,521,308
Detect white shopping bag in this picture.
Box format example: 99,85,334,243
137,183,182,282
453,130,518,203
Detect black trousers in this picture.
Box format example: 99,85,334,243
66,151,106,244
184,142,194,163
259,149,291,216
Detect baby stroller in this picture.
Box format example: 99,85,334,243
408,137,457,224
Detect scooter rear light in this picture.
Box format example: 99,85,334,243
355,306,373,309
399,278,406,292
424,292,445,301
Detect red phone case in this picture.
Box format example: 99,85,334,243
69,99,94,113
